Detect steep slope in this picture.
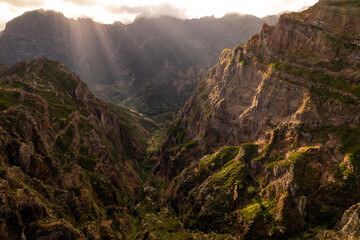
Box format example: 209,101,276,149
0,58,155,239
0,10,278,122
158,0,360,238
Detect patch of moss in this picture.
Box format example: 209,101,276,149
48,103,75,120
10,81,29,89
13,67,26,78
0,89,20,111
89,173,121,205
77,154,97,171
222,48,231,55
6,188,18,195
36,90,76,119
280,147,320,194
239,202,262,223
308,86,357,105
266,156,285,169
240,143,259,163
22,98,37,108
149,177,166,191
198,81,210,100
147,129,166,155
168,123,185,144
38,60,78,93
311,125,360,159
228,56,235,65
270,62,360,98
180,140,199,150
205,160,249,212
238,199,278,226
326,0,360,7
55,124,75,153
170,140,199,157
78,119,93,134
317,203,344,227
199,146,240,173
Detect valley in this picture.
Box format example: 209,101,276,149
0,0,359,239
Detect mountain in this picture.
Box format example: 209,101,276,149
0,10,278,123
158,0,360,238
0,57,156,239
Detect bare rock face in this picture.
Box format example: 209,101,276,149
0,58,153,239
0,10,279,122
340,203,360,237
159,0,360,238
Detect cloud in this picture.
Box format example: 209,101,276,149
0,0,45,8
0,21,6,31
63,0,96,6
104,2,188,19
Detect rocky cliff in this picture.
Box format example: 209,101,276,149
0,10,278,123
158,0,360,238
0,58,155,239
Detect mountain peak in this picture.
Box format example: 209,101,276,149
280,0,360,39
158,0,360,237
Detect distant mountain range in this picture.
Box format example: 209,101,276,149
0,10,278,123
0,0,359,239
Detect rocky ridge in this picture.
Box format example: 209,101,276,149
0,10,278,122
158,0,360,238
0,58,155,239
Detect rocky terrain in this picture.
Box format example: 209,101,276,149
158,0,360,238
0,10,278,123
1,0,360,239
0,57,156,239
0,58,241,240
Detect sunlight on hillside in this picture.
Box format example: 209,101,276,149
0,0,319,31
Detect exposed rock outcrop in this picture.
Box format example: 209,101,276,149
0,58,154,239
0,10,279,122
158,0,360,238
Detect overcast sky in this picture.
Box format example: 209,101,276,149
0,0,319,30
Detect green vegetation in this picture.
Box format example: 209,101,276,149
55,124,75,153
89,173,123,205
38,60,78,93
171,140,199,157
168,123,185,144
0,89,20,111
240,143,259,163
13,67,26,78
270,62,360,100
308,86,357,104
310,125,360,159
147,129,166,155
78,118,94,134
222,48,231,55
326,0,360,7
239,202,262,223
283,147,319,194
228,56,235,65
77,154,97,171
334,125,360,158
198,81,210,100
199,146,240,173
239,199,277,223
205,160,248,211
6,188,18,196
36,90,76,119
180,140,199,150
